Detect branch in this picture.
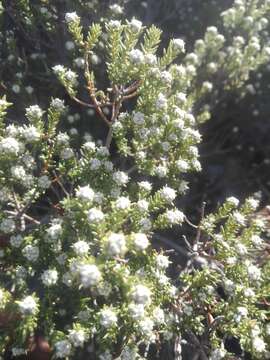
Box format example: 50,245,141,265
106,85,123,149
153,233,189,256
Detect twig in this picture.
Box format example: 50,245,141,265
126,165,137,175
106,86,123,149
72,95,112,109
123,90,139,100
72,96,95,108
184,216,198,229
195,201,206,246
88,86,111,126
23,214,40,225
153,233,189,256
52,171,70,197
84,47,111,126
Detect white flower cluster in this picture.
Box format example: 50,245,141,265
106,233,126,256
0,137,20,155
99,308,118,328
41,269,58,286
18,295,38,315
79,263,101,287
65,12,79,24
76,185,94,202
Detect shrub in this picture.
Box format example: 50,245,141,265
0,1,270,359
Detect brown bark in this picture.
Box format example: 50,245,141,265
28,335,52,360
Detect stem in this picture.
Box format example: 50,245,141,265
106,86,123,149
184,216,198,229
153,233,189,256
105,126,114,149
84,47,111,126
195,201,206,248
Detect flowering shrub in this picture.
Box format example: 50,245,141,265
0,1,270,359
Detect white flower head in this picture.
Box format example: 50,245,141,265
88,208,104,222
0,218,15,233
90,158,101,170
0,137,20,155
22,125,40,142
223,279,235,294
97,281,112,297
129,18,142,32
109,4,123,14
74,57,85,68
18,295,38,315
100,308,118,328
106,233,126,256
175,92,187,104
57,132,69,145
137,199,149,212
38,175,51,189
55,340,72,358
133,233,149,251
138,181,152,192
144,53,157,65
155,164,167,178
72,240,89,256
108,20,121,29
128,303,145,320
252,337,266,353
156,93,167,109
129,49,144,64
232,211,245,226
234,306,248,322
65,69,77,85
10,234,23,248
12,84,20,93
11,165,26,180
160,186,177,202
22,245,39,262
172,38,185,53
244,288,255,297
51,98,66,112
209,347,226,360
247,264,261,281
26,105,43,120
226,196,239,207
65,12,79,24
112,171,129,185
131,284,151,305
246,198,259,210
41,269,58,286
176,159,189,172
156,254,170,269
133,111,145,125
138,317,154,338
160,71,172,85
250,234,263,247
235,243,247,256
76,185,95,202
139,218,152,231
53,64,65,75
115,196,131,210
61,148,74,159
68,329,86,347
46,222,62,240
79,263,101,287
152,307,165,325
